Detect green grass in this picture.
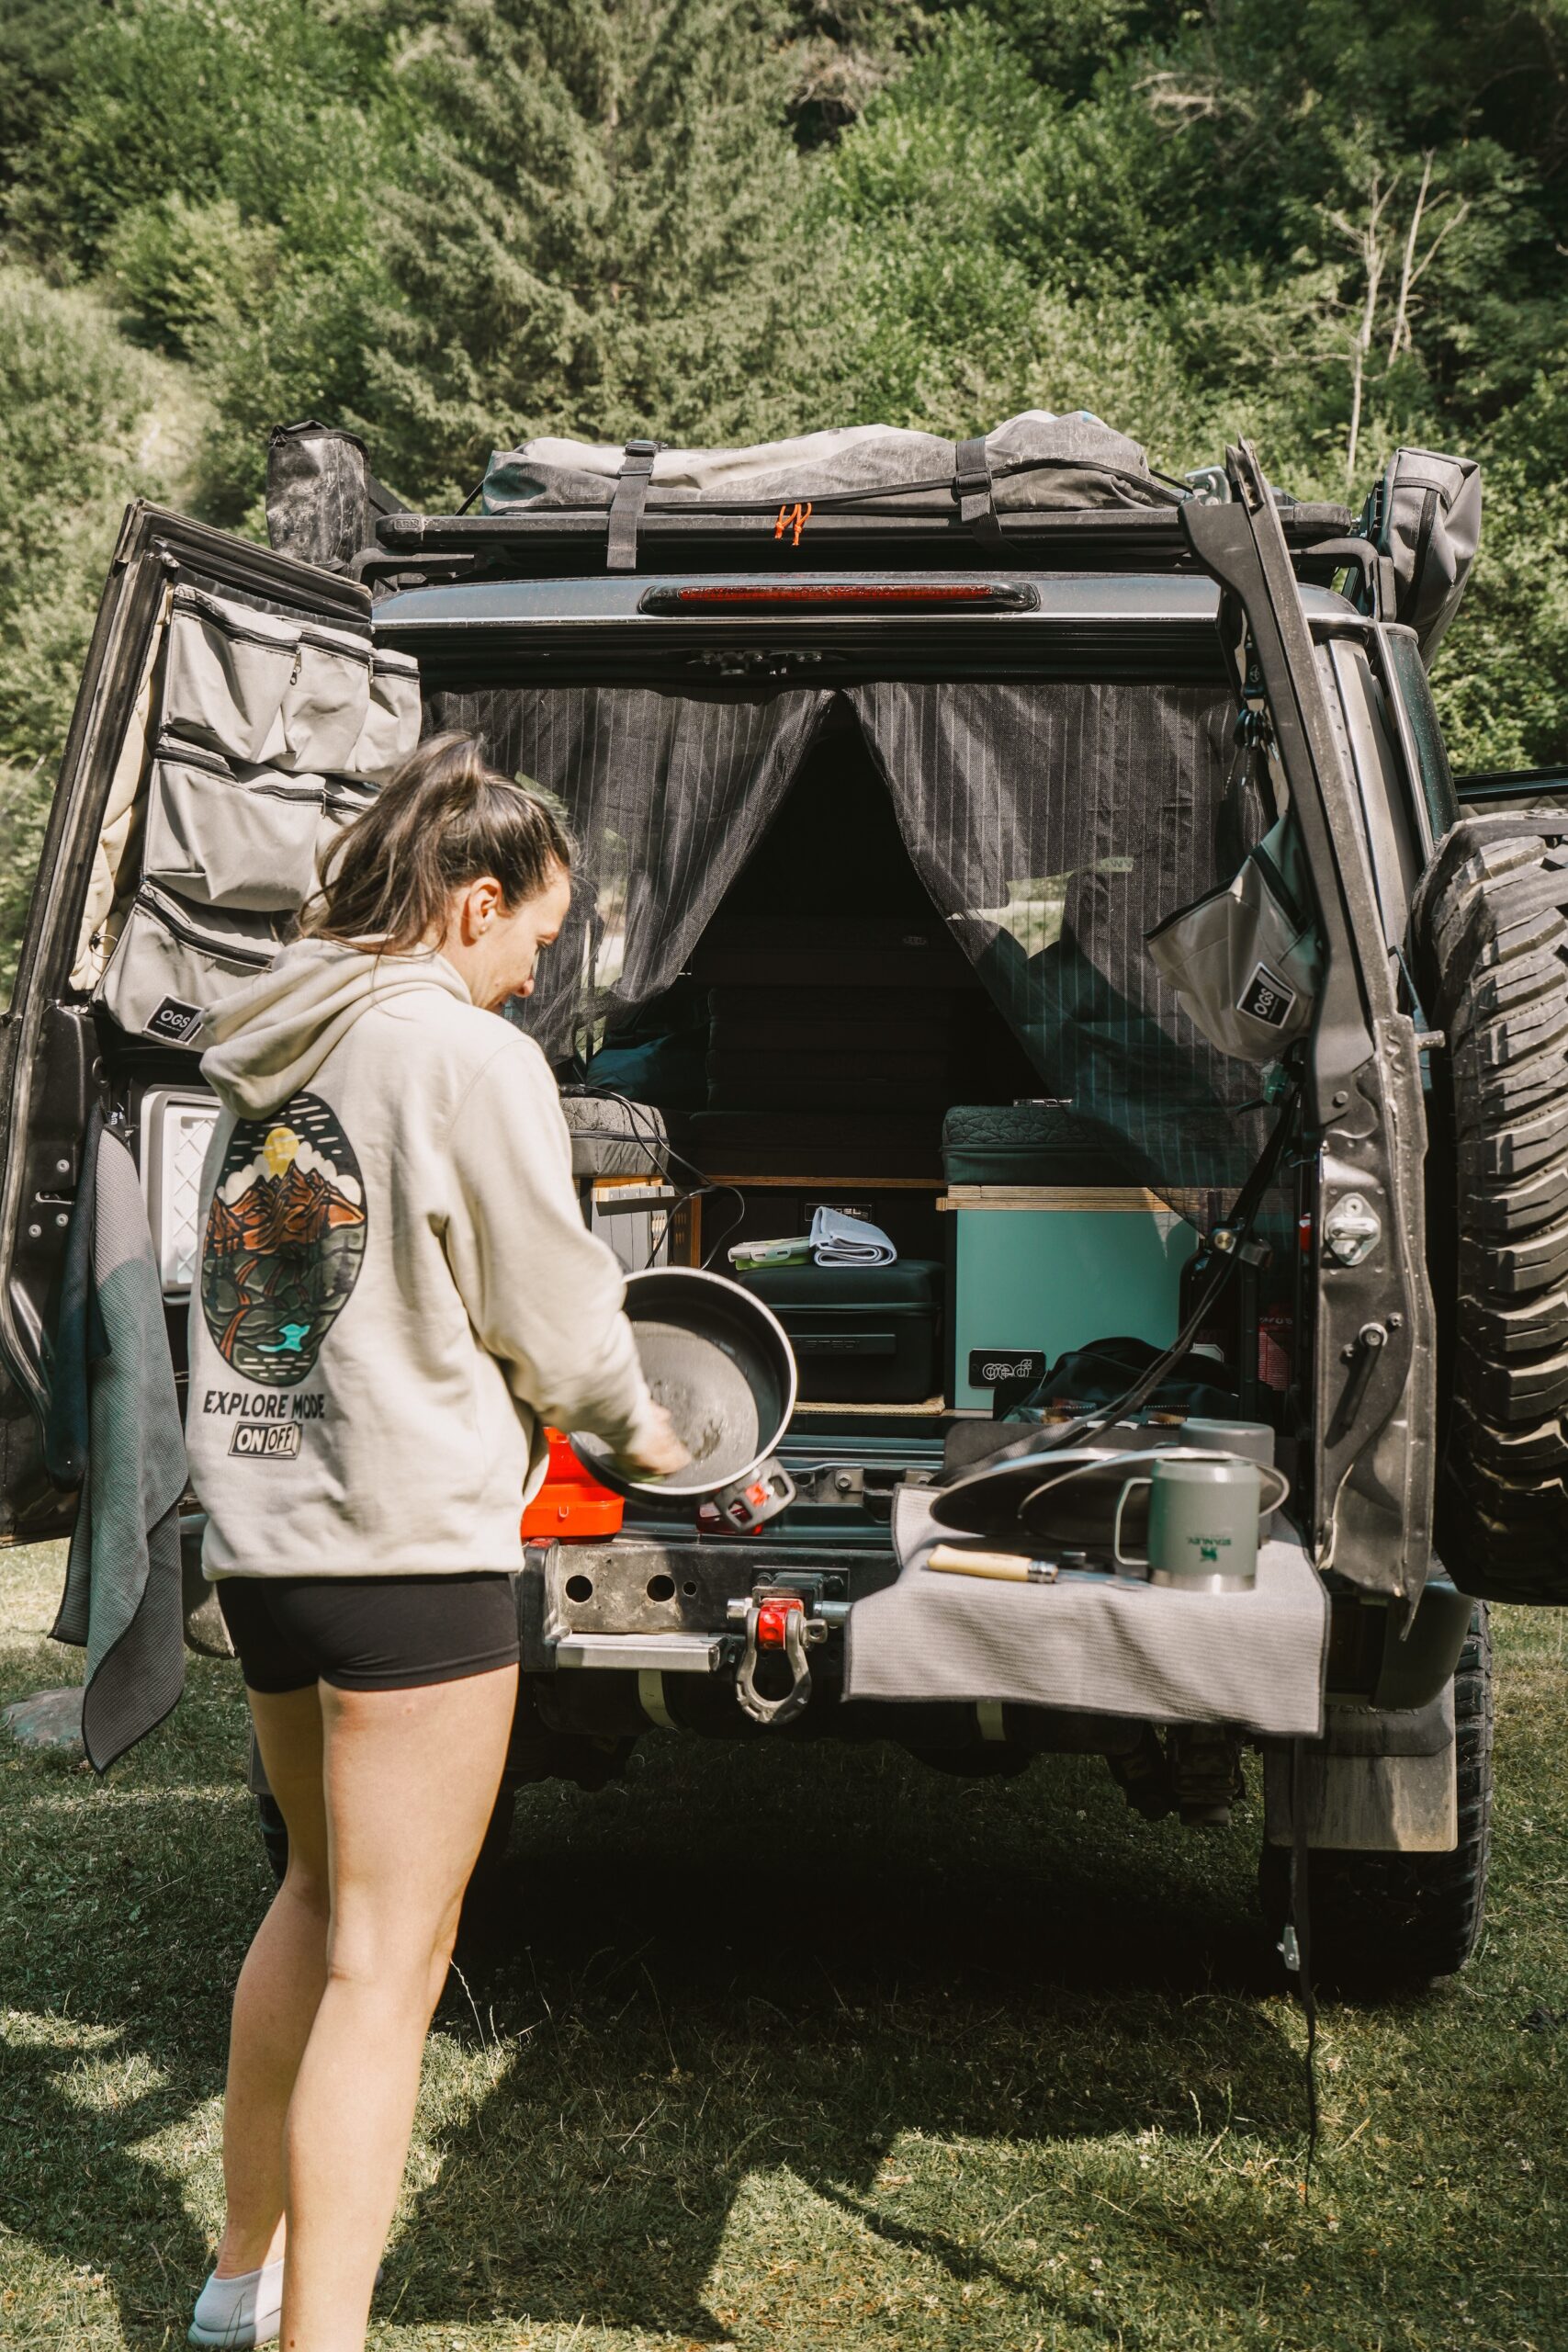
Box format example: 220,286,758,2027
3,1544,1566,2352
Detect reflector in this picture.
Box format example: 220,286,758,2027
638,582,1036,613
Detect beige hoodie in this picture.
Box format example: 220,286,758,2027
187,937,659,1579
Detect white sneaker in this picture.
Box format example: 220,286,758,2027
188,2256,283,2347
188,2254,383,2345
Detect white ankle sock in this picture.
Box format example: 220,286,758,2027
188,2256,283,2348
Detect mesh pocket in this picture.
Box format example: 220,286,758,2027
162,585,300,763
276,623,372,775
144,735,324,911
96,884,279,1047
348,648,421,782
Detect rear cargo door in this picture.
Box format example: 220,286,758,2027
1182,447,1437,1606
0,503,370,1544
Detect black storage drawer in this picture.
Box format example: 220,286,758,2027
942,1102,1133,1186
736,1259,944,1403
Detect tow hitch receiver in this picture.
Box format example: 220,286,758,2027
729,1586,828,1724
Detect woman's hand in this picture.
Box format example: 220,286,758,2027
617,1403,693,1481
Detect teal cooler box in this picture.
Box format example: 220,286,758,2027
942,1109,1199,1408
734,1260,944,1404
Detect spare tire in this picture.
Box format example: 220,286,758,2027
1416,816,1568,1601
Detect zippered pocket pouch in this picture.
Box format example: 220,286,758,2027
316,777,380,885
144,735,325,912
161,584,301,763
347,647,421,782
1145,815,1322,1064
96,882,280,1048
276,622,372,775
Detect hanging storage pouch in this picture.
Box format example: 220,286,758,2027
1361,447,1481,664
161,584,300,763
316,777,379,884
276,622,372,775
1145,815,1322,1064
96,883,279,1048
143,734,324,912
347,647,421,783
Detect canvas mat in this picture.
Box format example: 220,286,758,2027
841,1483,1328,1736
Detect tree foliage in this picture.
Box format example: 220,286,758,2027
0,266,199,991
365,0,839,503
0,0,1562,891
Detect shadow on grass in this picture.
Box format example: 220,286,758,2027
4,1687,1303,2349
2,2028,218,2341
0,1770,257,2346
387,1741,1304,2341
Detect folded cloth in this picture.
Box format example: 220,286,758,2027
51,1119,187,1771
842,1485,1327,1736
810,1205,897,1267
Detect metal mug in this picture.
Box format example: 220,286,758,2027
1111,1451,1291,1591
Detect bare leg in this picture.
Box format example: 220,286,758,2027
280,1664,517,2352
214,1683,331,2276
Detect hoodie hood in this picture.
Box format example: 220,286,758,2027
198,937,471,1118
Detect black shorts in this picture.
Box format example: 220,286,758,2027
216,1572,520,1694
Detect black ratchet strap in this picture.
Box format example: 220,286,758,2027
606,439,660,572
953,435,1007,552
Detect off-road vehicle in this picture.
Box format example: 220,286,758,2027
4,414,1553,1990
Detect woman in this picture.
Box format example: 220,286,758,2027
183,734,687,2351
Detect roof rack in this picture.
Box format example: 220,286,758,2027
1455,766,1568,808
367,501,1358,589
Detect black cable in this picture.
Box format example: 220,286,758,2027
1288,1736,1320,2198
1019,1081,1303,1457
560,1083,747,1272
696,1191,750,1271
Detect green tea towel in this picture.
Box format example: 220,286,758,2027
51,1120,187,1770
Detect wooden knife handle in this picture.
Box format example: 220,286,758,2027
928,1545,1041,1580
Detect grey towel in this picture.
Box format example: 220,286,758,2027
842,1486,1327,1737
51,1124,187,1770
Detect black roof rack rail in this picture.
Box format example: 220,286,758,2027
1454,766,1568,807
368,501,1357,587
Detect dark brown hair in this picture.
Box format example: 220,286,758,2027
306,732,573,955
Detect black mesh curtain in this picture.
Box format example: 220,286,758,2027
845,683,1265,1191
433,684,832,1056
433,678,1263,1193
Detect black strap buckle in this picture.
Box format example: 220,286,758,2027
953,434,1006,550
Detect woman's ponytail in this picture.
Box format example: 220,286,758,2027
306,733,573,953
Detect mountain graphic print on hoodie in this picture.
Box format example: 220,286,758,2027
186,937,660,1579
202,1091,368,1386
